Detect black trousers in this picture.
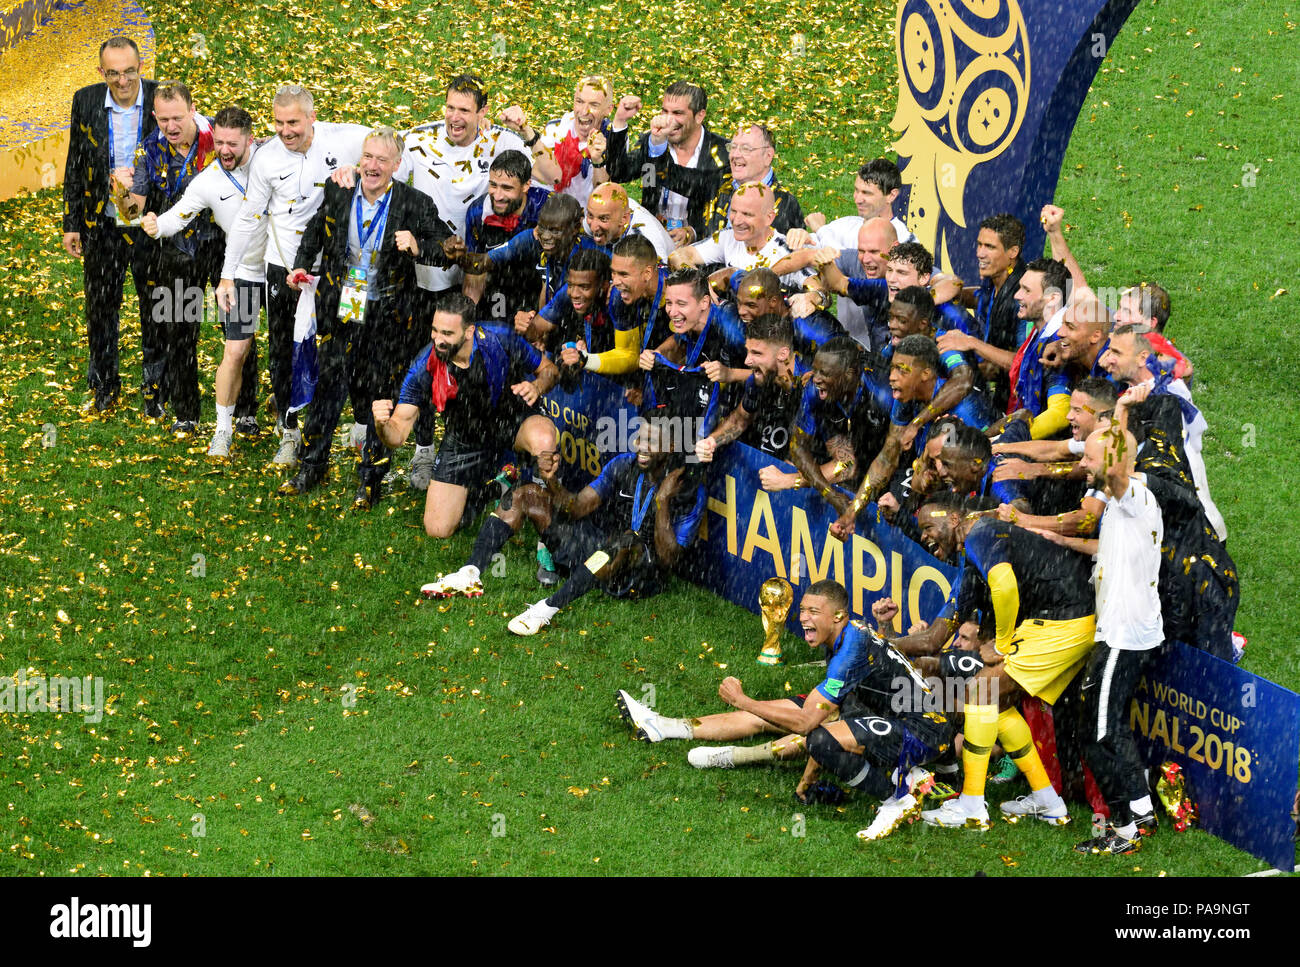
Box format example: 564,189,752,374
1079,641,1162,827
153,246,208,422
264,264,302,423
81,224,162,403
299,300,407,485
406,285,448,448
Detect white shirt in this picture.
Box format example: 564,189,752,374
221,121,370,278
397,121,528,291
1093,474,1165,651
813,214,914,249
156,145,266,282
104,84,144,218
690,228,807,286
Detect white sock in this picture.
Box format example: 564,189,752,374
1031,785,1066,810
654,717,694,740
216,404,234,433
958,793,986,812
1114,821,1139,840
531,599,559,618
462,565,480,580
1130,795,1154,816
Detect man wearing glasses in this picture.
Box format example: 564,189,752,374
62,37,159,415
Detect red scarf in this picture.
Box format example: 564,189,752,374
552,131,586,192
192,113,216,173
426,350,459,412
1005,322,1042,415
483,212,521,231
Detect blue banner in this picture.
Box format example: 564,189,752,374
1131,644,1300,871
541,375,957,634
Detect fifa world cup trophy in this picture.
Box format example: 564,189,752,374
757,577,793,666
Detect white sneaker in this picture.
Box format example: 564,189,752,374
858,793,920,841
507,600,556,636
999,795,1072,826
615,689,658,740
921,797,990,831
273,427,301,466
688,746,736,769
420,565,483,599
349,422,367,452
408,446,436,491
207,428,233,460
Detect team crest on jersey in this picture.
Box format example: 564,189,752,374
325,155,337,169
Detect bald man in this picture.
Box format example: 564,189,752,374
1055,294,1112,381
668,182,807,287
583,182,672,261
777,215,898,351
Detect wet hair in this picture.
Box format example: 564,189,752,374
665,266,710,301
887,241,933,277
490,149,532,185
738,267,782,301
806,579,848,612
1023,257,1070,303
747,312,794,347
539,192,583,227
893,334,942,375
273,83,314,112
857,158,902,195
154,79,194,107
941,423,993,463
213,106,253,134
979,213,1025,255
814,335,863,373
1075,376,1120,410
611,233,659,266
100,36,140,59
569,246,611,282
892,285,935,319
435,292,477,328
1124,282,1172,332
1112,323,1155,357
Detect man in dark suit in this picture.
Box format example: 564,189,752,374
279,127,451,507
602,80,728,245
62,36,161,415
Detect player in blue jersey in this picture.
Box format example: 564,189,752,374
638,267,746,433
458,150,551,323
370,294,559,538
830,334,997,540
695,313,808,463
615,580,949,820
471,419,707,636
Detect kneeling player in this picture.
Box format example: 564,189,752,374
371,294,560,538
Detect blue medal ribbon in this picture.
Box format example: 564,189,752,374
630,474,658,534
354,185,392,265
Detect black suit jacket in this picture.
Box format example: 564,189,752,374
63,79,158,234
605,126,729,237
294,178,450,332
659,162,805,237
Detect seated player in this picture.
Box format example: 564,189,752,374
639,266,746,432
370,294,560,538
503,419,707,635
695,313,807,463
917,505,1098,831
831,334,998,540
668,182,806,287
615,580,946,818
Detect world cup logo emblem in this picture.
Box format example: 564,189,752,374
890,0,1031,268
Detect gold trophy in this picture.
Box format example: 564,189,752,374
756,577,793,666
